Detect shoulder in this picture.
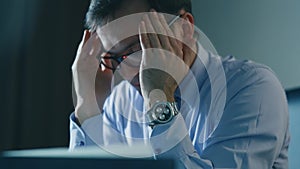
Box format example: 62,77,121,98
221,55,285,102
220,55,289,135
222,55,275,81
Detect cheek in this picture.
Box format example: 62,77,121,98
117,63,140,82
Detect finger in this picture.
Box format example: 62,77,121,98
139,21,153,65
149,11,183,58
148,11,173,51
169,22,184,58
161,13,184,58
72,31,101,72
143,14,162,48
157,12,174,37
148,10,167,35
100,57,113,72
159,13,183,58
74,31,91,63
83,33,101,58
139,21,151,49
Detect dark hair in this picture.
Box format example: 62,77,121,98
85,0,192,31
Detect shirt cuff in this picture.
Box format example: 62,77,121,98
69,113,86,149
150,114,213,168
150,114,188,156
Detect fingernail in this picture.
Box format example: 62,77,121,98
100,59,105,71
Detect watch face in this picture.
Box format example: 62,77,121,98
147,102,178,126
154,103,172,123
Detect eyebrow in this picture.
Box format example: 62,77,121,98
104,14,181,56
105,40,140,56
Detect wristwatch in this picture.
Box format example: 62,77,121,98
146,101,179,127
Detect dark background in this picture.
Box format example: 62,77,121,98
0,0,90,150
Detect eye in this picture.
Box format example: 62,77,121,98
115,55,128,63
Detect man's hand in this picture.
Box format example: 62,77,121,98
72,30,113,124
139,11,196,109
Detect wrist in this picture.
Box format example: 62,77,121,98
144,89,175,111
146,101,179,127
75,99,101,124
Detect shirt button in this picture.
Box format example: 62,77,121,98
78,141,85,146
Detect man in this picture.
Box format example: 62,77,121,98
70,0,290,168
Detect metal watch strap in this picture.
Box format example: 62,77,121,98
146,101,179,127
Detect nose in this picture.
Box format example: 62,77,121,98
116,60,140,83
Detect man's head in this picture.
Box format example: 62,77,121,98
86,0,195,91
86,0,192,31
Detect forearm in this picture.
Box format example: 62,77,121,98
75,98,100,124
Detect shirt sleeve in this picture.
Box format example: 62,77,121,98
199,66,290,168
69,112,130,151
69,113,97,150
150,114,213,169
150,66,289,169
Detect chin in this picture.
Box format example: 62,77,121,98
129,74,141,93
131,83,141,94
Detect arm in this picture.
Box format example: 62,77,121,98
69,110,128,150
71,30,113,125
150,66,289,168
69,30,115,149
200,67,290,168
138,11,213,168
150,114,213,169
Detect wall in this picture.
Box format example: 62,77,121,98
287,89,300,169
0,0,89,150
192,0,300,90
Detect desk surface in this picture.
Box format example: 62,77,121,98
1,146,176,169
2,144,154,158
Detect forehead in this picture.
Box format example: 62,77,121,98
104,36,140,54
96,13,143,53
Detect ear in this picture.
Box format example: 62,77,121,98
181,12,194,41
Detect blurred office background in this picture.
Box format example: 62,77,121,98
0,0,299,168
